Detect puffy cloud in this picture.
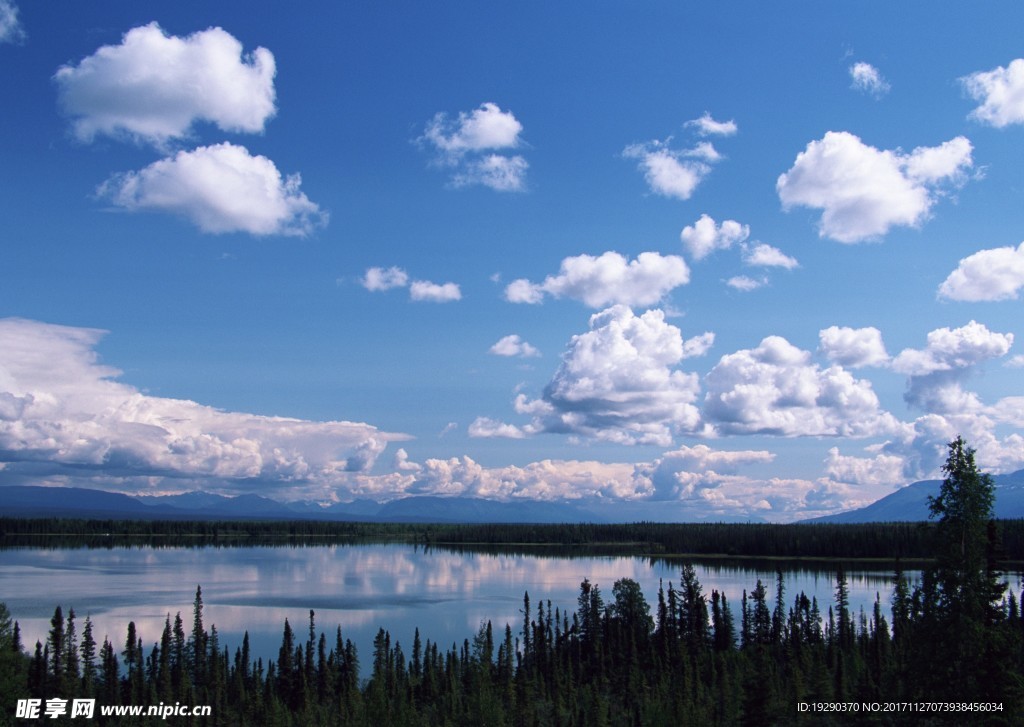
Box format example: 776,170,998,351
938,242,1024,301
410,456,647,501
643,444,774,500
703,335,899,437
891,320,1014,415
777,131,973,242
409,280,461,303
742,243,799,269
962,58,1024,128
467,417,526,439
818,326,889,368
514,306,705,446
420,102,527,192
504,251,689,308
362,266,409,292
849,62,890,97
54,23,276,146
0,0,24,44
1007,355,1024,369
421,102,523,155
685,112,738,137
726,275,766,292
623,140,712,200
680,214,750,260
0,318,408,499
823,447,905,486
891,320,1014,377
489,334,540,358
98,142,326,236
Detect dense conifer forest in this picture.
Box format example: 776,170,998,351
1,439,1021,724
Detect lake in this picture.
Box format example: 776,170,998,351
1,543,924,664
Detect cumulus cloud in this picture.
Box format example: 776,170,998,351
703,335,899,437
504,251,689,308
409,456,646,501
489,334,540,358
409,280,461,303
849,62,890,97
642,444,774,500
422,102,523,155
623,140,713,200
0,318,408,499
419,102,527,191
742,243,799,269
891,320,1014,414
513,305,706,446
685,112,738,137
891,320,1014,377
362,266,409,292
467,417,526,439
962,58,1024,128
777,131,973,242
98,142,326,236
818,326,889,368
938,242,1024,301
680,214,750,260
823,446,905,486
0,0,24,44
55,22,276,146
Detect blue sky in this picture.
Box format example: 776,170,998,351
2,1,1024,521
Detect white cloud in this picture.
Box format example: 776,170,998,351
409,280,461,303
99,142,326,236
963,58,1024,128
0,318,407,499
680,214,750,260
681,331,715,359
891,320,1014,416
0,0,24,44
504,251,689,308
643,444,773,500
938,242,1024,301
467,417,526,439
891,320,1014,377
623,140,711,200
489,334,540,358
726,275,765,292
421,102,523,155
452,154,528,192
362,266,409,292
818,326,889,368
513,305,705,446
685,112,738,137
703,335,900,437
410,456,646,501
777,131,973,243
54,22,276,146
823,447,905,486
1007,355,1024,368
420,102,527,192
742,243,799,269
849,62,890,97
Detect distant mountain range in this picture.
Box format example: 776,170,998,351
804,468,1024,523
2,469,1023,524
0,486,604,523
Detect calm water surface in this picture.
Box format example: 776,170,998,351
1,544,925,663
